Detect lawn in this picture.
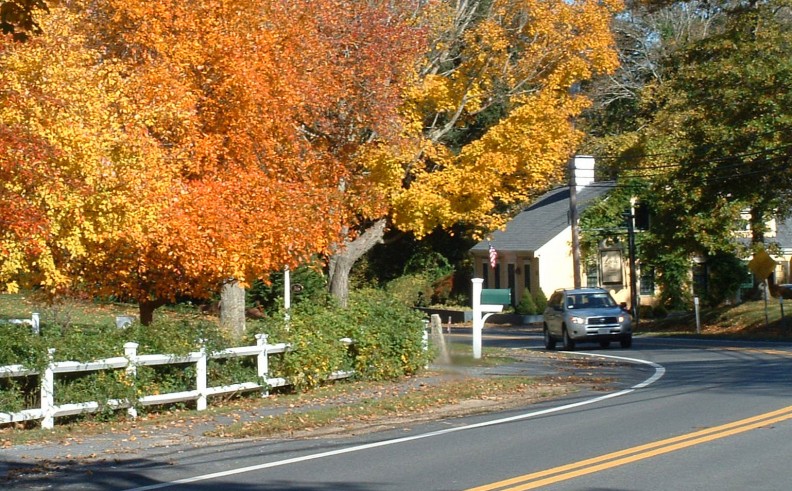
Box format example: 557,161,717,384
637,298,792,341
0,292,209,329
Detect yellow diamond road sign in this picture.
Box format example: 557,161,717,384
748,250,776,281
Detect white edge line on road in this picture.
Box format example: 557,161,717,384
124,354,665,491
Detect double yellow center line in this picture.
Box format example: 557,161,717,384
467,405,792,491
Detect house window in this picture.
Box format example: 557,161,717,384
494,264,501,288
507,264,516,306
523,263,531,291
586,263,599,287
482,263,489,288
640,268,655,295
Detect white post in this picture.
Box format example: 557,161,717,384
422,319,430,368
284,266,291,323
124,342,139,419
256,333,269,397
31,312,40,335
471,278,504,359
41,348,55,429
472,278,484,359
196,344,207,411
694,297,701,334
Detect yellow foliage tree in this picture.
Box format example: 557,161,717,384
328,0,624,303
1,0,427,322
0,7,176,298
0,4,348,324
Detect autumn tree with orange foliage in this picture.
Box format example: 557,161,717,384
1,0,622,317
1,0,426,324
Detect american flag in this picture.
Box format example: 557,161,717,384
488,243,498,269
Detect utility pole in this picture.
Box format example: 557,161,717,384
569,158,581,288
625,198,639,324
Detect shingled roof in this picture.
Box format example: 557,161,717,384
737,216,792,250
773,218,792,249
471,182,616,253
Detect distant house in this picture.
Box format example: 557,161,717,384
771,220,792,284
470,156,625,306
470,157,792,308
732,214,792,290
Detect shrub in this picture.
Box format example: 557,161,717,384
533,290,548,313
385,273,434,307
275,303,350,389
515,294,538,315
258,289,430,387
0,288,431,419
123,318,231,356
704,252,749,307
0,377,37,413
247,265,329,313
345,289,431,380
403,251,453,281
0,323,48,370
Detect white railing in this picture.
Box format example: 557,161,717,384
0,312,41,334
0,334,354,429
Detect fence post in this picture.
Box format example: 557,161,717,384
41,348,55,429
196,343,207,411
256,334,269,397
124,342,139,419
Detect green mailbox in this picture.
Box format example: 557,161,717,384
480,288,511,305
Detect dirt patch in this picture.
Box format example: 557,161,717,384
275,380,576,440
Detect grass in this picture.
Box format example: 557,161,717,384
0,292,210,328
638,298,792,341
206,374,570,439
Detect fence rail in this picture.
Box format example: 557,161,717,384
0,334,354,429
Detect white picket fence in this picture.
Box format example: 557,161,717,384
0,334,355,429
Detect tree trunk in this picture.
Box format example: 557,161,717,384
139,299,166,326
220,279,246,337
328,218,388,307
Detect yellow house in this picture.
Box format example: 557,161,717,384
469,172,623,307
470,178,792,309
736,213,792,285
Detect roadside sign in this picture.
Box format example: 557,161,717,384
748,250,776,281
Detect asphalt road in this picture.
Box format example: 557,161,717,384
3,328,792,490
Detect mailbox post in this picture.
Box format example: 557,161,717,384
471,279,511,359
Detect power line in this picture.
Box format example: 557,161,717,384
591,149,791,185
593,141,792,174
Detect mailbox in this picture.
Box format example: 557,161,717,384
481,288,511,305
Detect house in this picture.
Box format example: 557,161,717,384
767,219,792,283
470,156,792,309
470,156,627,306
733,215,792,290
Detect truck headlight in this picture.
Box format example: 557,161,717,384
571,316,585,324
